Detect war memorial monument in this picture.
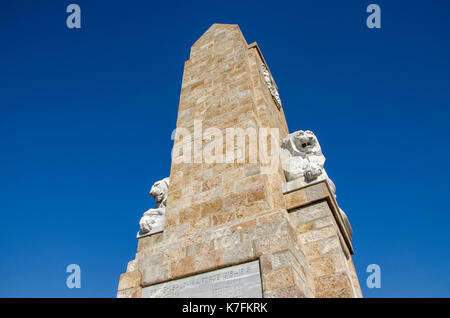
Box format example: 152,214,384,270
117,24,362,298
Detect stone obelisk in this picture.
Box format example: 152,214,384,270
117,24,362,298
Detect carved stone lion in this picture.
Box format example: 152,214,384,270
281,130,328,183
138,177,170,236
281,130,352,238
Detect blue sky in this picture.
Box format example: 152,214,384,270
0,0,449,297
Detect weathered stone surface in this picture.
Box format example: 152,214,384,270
313,216,334,229
284,188,307,210
289,200,330,225
314,272,351,295
223,240,254,265
319,237,341,255
265,285,306,298
179,206,201,224
309,256,335,277
305,182,328,202
230,219,256,233
297,222,314,234
171,256,195,279
315,286,353,298
299,226,335,244
137,232,163,252
117,286,142,298
245,163,261,177
263,267,297,291
138,252,164,270
331,253,347,273
282,175,327,193
201,197,223,217
253,232,291,255
259,254,272,273
126,260,137,272
142,263,170,286
118,271,142,291
194,250,224,272
303,242,320,257
271,251,298,271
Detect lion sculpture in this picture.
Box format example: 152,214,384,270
138,177,170,236
281,130,330,183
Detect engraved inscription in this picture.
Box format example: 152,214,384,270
142,261,262,298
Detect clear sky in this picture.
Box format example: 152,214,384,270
1,0,449,298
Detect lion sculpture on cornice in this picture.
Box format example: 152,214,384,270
281,130,330,184
138,177,170,236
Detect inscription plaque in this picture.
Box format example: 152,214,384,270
142,260,262,298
